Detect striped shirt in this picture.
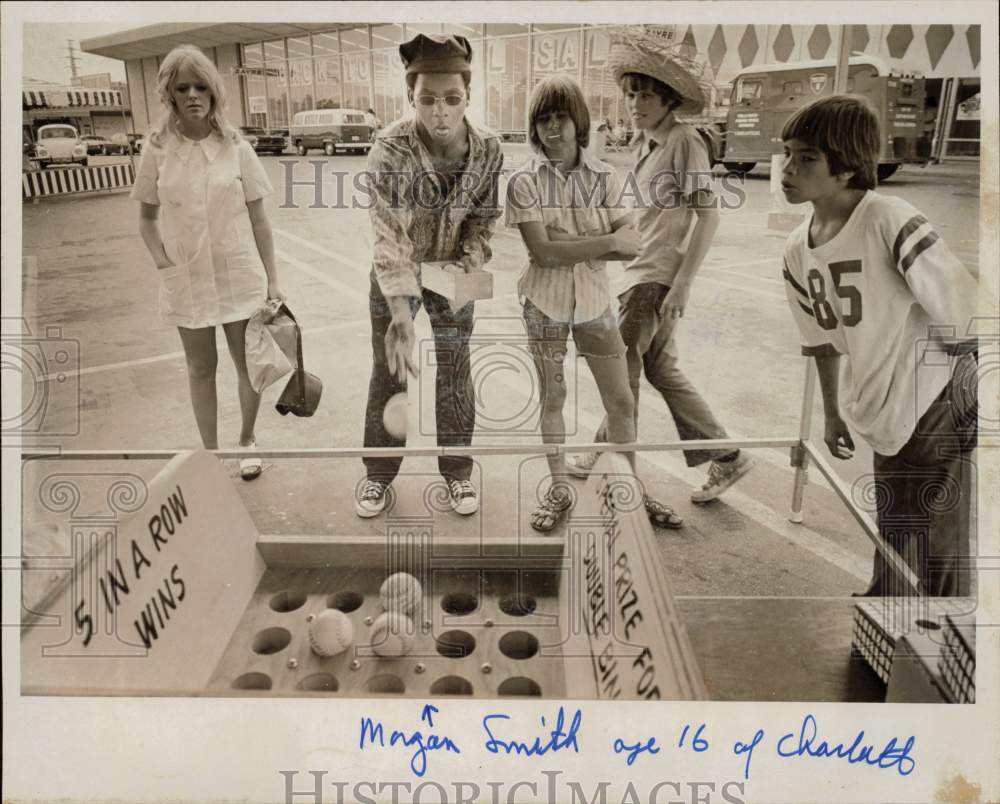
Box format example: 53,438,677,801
505,151,629,324
616,115,715,297
782,191,978,456
368,117,504,298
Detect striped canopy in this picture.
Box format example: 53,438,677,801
23,88,123,109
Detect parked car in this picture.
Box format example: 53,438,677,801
33,124,87,169
289,109,372,156
125,133,145,155
240,126,287,155
81,134,116,156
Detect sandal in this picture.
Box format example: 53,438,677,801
239,440,263,481
530,486,573,533
644,496,683,529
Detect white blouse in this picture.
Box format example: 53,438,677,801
130,130,274,328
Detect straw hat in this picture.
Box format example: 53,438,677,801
607,27,714,116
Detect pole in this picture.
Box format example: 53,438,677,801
789,358,816,523
833,25,852,94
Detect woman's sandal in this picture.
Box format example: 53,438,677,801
530,487,573,533
239,440,263,481
644,496,684,529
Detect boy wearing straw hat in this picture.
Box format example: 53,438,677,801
568,32,754,505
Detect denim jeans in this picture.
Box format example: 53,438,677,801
363,271,475,484
594,282,733,467
865,350,978,597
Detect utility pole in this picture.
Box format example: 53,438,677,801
65,39,81,83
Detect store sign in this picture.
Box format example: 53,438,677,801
315,58,340,86
289,59,313,88
249,96,266,114
534,31,580,73
487,40,506,72
343,53,370,83
586,30,610,67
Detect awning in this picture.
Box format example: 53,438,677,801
22,89,123,109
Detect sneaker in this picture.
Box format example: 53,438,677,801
565,451,600,478
355,479,391,518
691,453,755,503
448,479,479,516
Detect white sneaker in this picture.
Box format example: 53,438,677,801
565,452,600,479
355,479,391,518
691,454,755,503
448,479,479,516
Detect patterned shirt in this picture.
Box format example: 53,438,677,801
783,191,978,456
506,150,629,324
617,115,715,297
367,117,504,298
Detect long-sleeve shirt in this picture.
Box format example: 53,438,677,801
366,117,504,299
782,190,979,456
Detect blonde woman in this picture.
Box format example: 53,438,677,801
131,45,284,479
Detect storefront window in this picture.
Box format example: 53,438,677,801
287,36,314,117
404,23,443,37
242,43,267,128
582,27,621,130
312,31,341,109
341,26,371,111
484,26,529,132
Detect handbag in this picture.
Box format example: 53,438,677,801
245,299,297,393
275,306,323,417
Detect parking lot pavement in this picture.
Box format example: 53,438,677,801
18,151,981,597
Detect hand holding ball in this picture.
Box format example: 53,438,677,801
382,392,408,440
308,609,354,657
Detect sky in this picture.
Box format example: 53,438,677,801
22,23,130,85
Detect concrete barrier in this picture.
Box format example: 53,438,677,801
22,163,135,202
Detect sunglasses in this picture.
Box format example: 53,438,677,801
416,94,466,107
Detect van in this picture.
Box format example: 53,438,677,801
289,109,372,156
720,56,927,182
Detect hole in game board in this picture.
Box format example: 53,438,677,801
298,673,339,692
366,674,405,694
498,593,536,616
914,619,942,631
441,592,479,616
232,672,272,690
328,591,364,613
499,631,539,660
435,630,476,658
430,675,473,695
252,626,292,655
498,677,542,696
269,590,307,613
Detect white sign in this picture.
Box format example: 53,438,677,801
810,72,829,94
249,96,266,114
533,31,580,73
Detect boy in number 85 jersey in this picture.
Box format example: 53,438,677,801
780,95,978,597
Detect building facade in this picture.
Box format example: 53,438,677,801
83,21,982,159
22,80,133,147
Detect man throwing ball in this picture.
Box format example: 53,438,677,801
357,33,503,518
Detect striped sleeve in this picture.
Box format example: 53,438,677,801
886,202,978,330
782,247,840,356
505,169,542,227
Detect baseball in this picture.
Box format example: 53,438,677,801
382,392,408,440
371,611,416,657
380,572,423,617
308,609,354,657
